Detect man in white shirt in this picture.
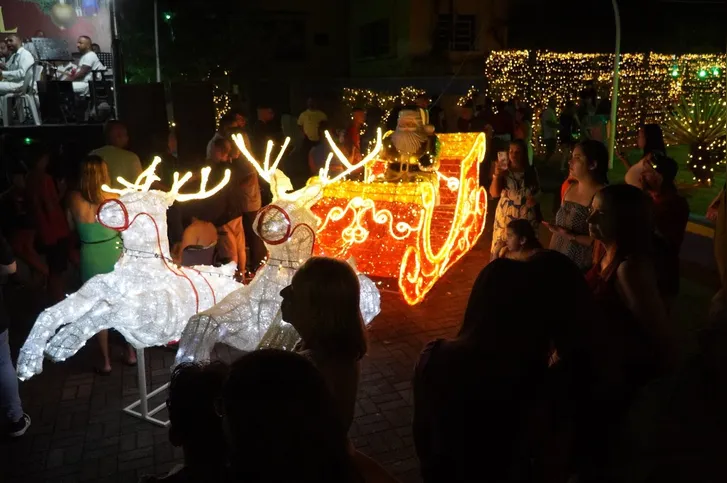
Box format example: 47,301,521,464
0,35,35,95
90,120,143,189
64,36,105,96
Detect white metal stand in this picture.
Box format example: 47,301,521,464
122,348,170,427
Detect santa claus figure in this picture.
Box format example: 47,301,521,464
381,108,441,183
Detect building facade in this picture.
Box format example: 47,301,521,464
350,0,508,77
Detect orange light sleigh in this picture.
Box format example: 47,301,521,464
312,133,487,305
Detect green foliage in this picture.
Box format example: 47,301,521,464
665,94,727,184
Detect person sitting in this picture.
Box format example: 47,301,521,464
221,349,360,483
171,218,218,266
0,35,34,97
62,36,105,96
413,258,552,482
0,41,9,64
501,219,542,260
90,121,143,189
140,362,229,483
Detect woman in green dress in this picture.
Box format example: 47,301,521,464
67,155,136,374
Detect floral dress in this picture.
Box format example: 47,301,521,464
491,171,540,260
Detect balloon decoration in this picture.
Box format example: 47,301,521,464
49,1,76,30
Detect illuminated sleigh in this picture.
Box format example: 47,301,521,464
312,132,487,305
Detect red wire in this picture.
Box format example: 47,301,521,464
256,204,292,245
97,199,214,312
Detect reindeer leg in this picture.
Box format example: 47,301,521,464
175,313,224,365
17,291,104,380
44,299,114,366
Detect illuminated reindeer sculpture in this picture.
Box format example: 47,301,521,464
174,131,384,364
17,160,243,380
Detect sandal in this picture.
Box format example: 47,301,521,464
94,366,112,376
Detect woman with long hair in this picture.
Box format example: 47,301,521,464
280,257,367,430
67,155,135,373
586,184,679,382
623,124,667,187
547,140,608,271
413,259,552,482
490,139,541,260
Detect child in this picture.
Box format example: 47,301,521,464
501,219,542,261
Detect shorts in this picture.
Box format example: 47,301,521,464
40,237,70,274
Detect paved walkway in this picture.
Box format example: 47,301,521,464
1,223,719,483
0,238,490,483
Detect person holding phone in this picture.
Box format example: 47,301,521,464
490,140,541,260
546,140,608,271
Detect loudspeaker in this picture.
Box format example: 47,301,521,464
117,83,168,162
171,82,216,165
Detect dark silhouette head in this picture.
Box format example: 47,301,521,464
167,362,229,468
222,350,357,482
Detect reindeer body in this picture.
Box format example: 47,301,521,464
17,164,242,381
175,146,383,364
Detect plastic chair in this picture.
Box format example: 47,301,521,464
1,62,42,127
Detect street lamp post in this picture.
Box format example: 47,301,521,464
154,0,161,82
608,0,622,168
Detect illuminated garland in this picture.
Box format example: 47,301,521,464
664,94,727,184
457,85,480,107
481,50,726,157
342,86,426,124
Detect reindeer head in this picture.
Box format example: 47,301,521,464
231,130,383,263
98,157,231,256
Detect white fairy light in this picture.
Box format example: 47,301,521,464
175,141,382,364
17,163,242,381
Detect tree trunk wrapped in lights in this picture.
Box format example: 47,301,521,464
665,94,727,185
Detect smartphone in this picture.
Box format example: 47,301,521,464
497,151,508,170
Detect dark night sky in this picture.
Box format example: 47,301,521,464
508,0,727,53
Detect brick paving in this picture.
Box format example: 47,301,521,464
0,238,490,483
1,219,719,483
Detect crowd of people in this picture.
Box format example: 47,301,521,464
0,83,724,483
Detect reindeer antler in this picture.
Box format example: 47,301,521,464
171,166,231,202
320,128,383,184
103,157,163,195
232,133,291,183
102,156,231,202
